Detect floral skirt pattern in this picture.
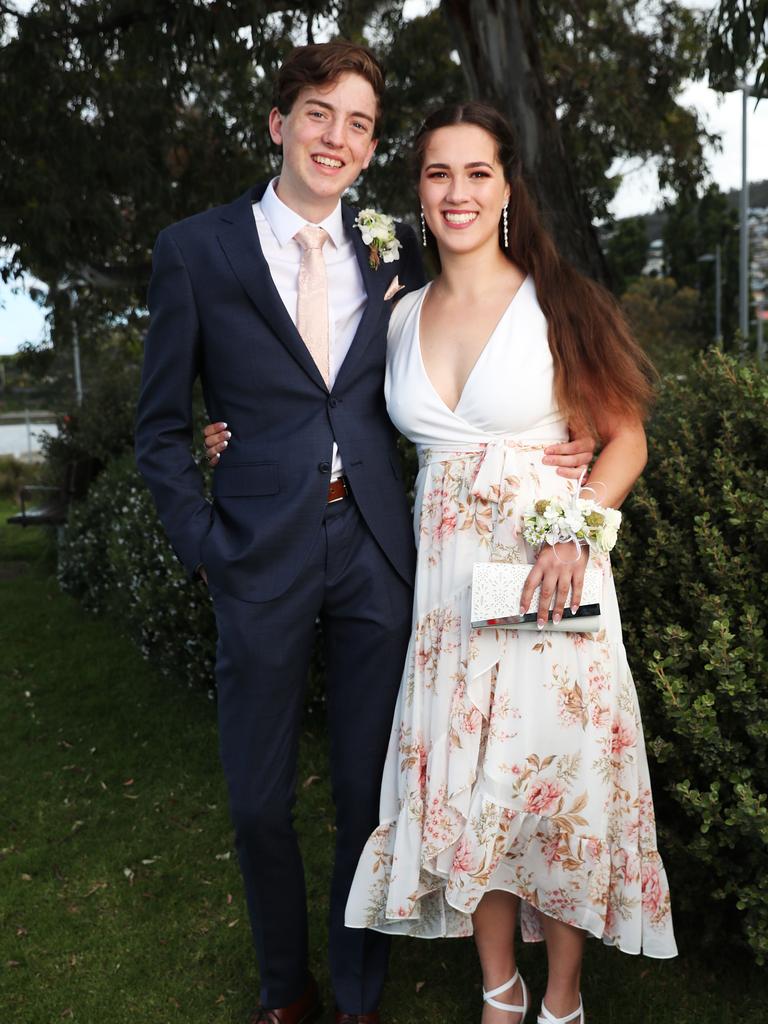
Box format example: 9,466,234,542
345,439,677,958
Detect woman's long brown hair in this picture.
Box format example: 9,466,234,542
413,102,656,438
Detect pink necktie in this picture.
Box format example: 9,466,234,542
295,225,330,386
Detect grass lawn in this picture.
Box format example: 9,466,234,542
1,500,765,1023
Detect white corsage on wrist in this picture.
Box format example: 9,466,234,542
522,495,621,555
354,209,401,269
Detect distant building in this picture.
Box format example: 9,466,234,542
642,238,665,277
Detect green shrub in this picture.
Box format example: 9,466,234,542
58,454,218,691
57,453,326,709
39,358,141,495
613,349,768,962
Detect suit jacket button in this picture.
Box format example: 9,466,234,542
328,397,338,408
318,461,331,474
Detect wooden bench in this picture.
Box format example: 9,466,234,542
6,484,68,527
6,461,91,530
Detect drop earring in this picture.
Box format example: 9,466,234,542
503,203,509,248
420,206,427,247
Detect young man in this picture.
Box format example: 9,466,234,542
137,42,422,1024
136,39,592,1024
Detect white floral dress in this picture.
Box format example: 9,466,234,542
344,278,677,958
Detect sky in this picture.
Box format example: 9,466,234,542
1,0,767,356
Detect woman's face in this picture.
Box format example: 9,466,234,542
419,123,511,257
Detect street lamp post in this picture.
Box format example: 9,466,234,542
67,288,84,407
698,245,723,349
738,81,751,344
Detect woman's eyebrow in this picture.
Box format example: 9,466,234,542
424,161,495,171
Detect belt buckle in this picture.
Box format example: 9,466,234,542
328,477,347,504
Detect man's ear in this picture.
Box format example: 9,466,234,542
361,136,379,171
268,107,284,147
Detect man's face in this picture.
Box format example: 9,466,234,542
269,72,379,216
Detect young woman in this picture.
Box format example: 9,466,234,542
205,103,677,1024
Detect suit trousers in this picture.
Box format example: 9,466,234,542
208,493,413,1013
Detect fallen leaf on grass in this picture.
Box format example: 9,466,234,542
215,852,231,861
415,981,426,993
123,779,134,787
6,960,21,968
303,775,321,788
227,919,239,928
20,873,32,881
226,893,233,905
123,867,135,884
215,995,226,1005
83,882,107,897
60,1010,73,1019
141,858,159,865
16,926,28,937
71,821,84,834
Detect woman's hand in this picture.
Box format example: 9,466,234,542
542,435,596,479
203,421,230,466
520,542,590,629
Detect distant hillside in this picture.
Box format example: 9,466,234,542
637,180,768,240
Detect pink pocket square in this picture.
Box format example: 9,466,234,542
384,276,405,301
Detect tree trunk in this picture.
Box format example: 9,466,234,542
441,0,609,283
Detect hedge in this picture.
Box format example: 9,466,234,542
612,349,768,962
57,349,768,960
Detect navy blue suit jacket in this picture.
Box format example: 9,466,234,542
135,183,426,603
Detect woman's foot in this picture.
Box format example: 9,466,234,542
537,993,583,1024
481,970,528,1023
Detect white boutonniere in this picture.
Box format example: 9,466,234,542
354,209,401,269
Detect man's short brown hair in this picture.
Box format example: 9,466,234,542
273,40,386,136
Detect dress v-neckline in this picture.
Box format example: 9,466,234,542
416,276,530,417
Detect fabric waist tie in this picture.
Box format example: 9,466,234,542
418,437,568,503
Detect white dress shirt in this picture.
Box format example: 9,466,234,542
253,179,367,477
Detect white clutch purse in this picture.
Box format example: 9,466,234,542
470,561,602,632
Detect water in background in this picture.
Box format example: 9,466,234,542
0,423,59,459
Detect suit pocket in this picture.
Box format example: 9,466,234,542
213,462,279,497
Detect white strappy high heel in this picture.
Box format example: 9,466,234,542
482,969,529,1020
537,994,584,1024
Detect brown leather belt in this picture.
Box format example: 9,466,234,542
327,477,349,503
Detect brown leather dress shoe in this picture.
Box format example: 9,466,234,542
335,1012,381,1023
249,975,321,1024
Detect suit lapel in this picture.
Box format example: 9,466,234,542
216,185,328,391
333,203,391,388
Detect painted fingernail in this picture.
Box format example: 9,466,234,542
222,440,228,447
571,604,579,614
519,605,526,615
220,422,228,428
553,613,561,624
537,620,545,630
225,431,232,439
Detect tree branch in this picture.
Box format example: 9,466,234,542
75,0,298,39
